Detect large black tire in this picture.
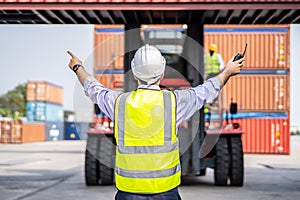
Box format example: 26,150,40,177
214,137,229,186
85,135,99,185
98,136,115,185
229,136,244,186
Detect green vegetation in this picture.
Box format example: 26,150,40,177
0,83,26,119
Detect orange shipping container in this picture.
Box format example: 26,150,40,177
236,117,290,154
223,74,289,112
94,29,124,71
205,25,290,69
22,123,46,143
0,120,12,143
94,74,124,90
11,120,23,143
26,81,63,105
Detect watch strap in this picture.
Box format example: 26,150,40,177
72,64,83,73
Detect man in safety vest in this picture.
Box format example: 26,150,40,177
204,44,224,80
67,45,244,199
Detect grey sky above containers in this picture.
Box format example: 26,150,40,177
0,25,94,112
290,24,300,127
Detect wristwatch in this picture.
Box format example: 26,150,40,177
72,64,83,73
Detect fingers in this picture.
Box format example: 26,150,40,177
234,57,245,64
67,50,76,58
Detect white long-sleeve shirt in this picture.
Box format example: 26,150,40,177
84,76,221,128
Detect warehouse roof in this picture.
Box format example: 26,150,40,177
0,0,300,24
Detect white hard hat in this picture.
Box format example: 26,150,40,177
131,44,166,85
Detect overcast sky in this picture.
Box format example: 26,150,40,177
0,25,94,113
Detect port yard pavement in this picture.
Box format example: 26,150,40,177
0,137,300,200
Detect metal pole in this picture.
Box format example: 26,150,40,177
124,24,142,92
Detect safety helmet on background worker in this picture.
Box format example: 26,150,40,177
209,44,217,52
131,44,166,85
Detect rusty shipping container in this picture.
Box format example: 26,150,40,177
11,120,23,143
0,120,22,144
234,116,290,154
94,26,124,71
223,73,289,112
204,25,290,69
22,123,46,143
26,81,63,105
0,120,12,143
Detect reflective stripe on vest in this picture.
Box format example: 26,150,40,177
205,53,220,74
114,89,180,194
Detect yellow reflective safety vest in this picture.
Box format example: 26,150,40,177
114,89,180,194
204,53,220,74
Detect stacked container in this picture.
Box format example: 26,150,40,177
94,25,124,90
26,81,64,141
93,25,290,154
205,25,290,154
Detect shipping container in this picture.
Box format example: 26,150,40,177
26,102,64,122
22,123,46,143
94,74,124,90
94,27,124,71
26,81,63,105
45,121,63,141
204,25,290,69
234,116,290,154
94,25,290,71
223,74,289,112
0,120,12,143
11,120,22,143
64,121,89,140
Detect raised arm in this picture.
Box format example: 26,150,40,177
67,51,90,86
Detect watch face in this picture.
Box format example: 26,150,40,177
73,64,81,72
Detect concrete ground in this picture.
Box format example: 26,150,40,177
0,136,300,200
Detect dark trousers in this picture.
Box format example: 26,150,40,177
115,187,182,200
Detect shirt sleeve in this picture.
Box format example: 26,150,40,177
84,76,122,120
174,77,221,126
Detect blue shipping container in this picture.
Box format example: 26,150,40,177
45,121,63,141
26,102,63,122
64,122,89,140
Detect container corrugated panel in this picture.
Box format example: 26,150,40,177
22,123,46,143
94,31,124,71
11,120,23,143
26,81,63,105
0,120,12,143
235,116,290,154
26,102,64,122
204,25,290,69
223,74,289,112
26,82,36,102
94,74,124,90
45,121,63,141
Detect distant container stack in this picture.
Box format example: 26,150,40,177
26,81,64,142
205,25,290,154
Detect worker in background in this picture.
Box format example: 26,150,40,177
67,45,244,200
204,44,224,80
